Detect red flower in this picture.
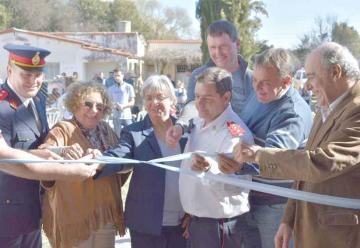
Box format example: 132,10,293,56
0,89,8,101
226,121,245,137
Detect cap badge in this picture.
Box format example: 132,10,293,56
32,52,40,66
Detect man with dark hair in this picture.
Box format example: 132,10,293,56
187,19,253,115
105,70,116,88
179,67,254,248
108,68,135,136
167,20,253,150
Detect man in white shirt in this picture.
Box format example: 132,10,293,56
179,67,254,248
107,68,135,136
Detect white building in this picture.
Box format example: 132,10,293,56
0,28,146,82
0,27,202,90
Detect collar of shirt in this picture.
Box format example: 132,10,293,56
276,86,290,100
194,104,232,133
320,89,349,122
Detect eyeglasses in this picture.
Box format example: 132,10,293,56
84,101,105,112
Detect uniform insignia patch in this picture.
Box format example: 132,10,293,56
0,89,8,101
9,98,20,109
226,121,245,137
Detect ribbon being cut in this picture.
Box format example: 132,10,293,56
1,151,360,210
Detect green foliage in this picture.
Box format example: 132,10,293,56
294,16,360,64
106,0,144,32
68,0,109,31
0,0,61,31
0,0,191,39
0,3,9,30
134,0,192,39
196,0,268,63
332,22,360,58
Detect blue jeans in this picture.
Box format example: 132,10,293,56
246,204,294,248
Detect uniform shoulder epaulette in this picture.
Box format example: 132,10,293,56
0,88,20,109
0,89,8,101
226,120,245,137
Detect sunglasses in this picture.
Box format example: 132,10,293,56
84,101,105,112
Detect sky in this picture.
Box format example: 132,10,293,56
159,0,360,49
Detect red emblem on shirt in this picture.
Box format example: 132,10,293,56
0,89,8,101
226,121,245,137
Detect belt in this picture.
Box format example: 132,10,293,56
191,215,240,223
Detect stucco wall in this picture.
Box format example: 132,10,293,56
0,31,128,82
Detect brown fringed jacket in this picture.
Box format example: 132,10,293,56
40,120,128,248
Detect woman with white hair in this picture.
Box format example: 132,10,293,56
94,75,188,248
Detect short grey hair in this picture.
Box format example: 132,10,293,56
142,75,177,104
207,20,238,42
316,42,360,80
196,67,232,96
254,48,296,78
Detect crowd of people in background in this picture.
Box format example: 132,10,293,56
45,67,190,133
0,19,359,248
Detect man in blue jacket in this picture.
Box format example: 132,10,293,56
168,20,254,149
187,20,253,115
0,44,52,248
221,48,313,248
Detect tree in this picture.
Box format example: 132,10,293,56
105,0,145,32
0,0,192,39
196,0,267,62
163,7,193,38
68,0,109,31
0,0,64,31
294,16,360,64
332,22,360,58
0,4,9,30
133,0,193,39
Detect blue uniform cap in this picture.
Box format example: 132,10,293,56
4,44,51,71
